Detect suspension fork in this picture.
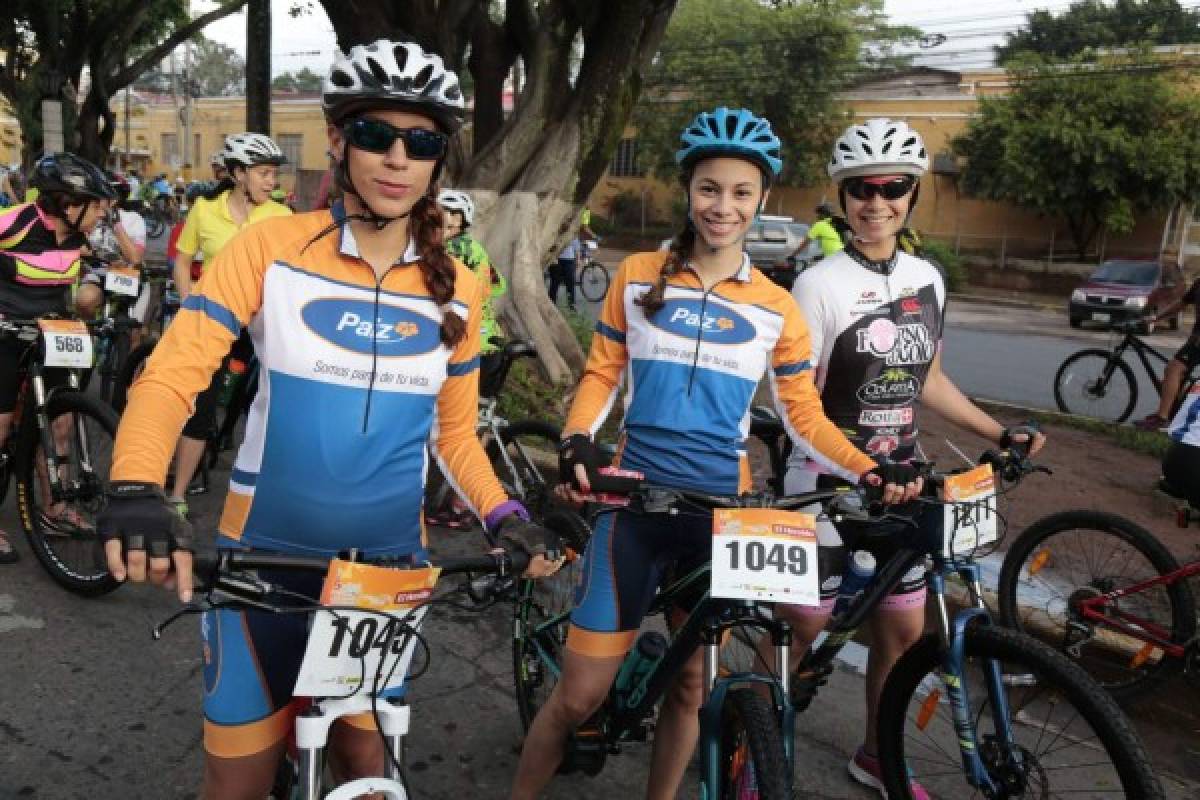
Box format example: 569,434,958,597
29,365,65,501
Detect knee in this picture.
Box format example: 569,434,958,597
556,682,609,725
666,664,705,711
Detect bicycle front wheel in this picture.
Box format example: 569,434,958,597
877,625,1164,799
512,508,591,730
577,262,610,303
17,391,120,596
489,419,561,515
997,511,1195,700
717,688,790,800
1053,349,1137,423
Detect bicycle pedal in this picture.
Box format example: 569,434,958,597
558,727,607,776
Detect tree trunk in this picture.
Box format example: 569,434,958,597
245,0,271,133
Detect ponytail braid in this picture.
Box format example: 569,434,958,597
636,224,693,315
411,188,466,346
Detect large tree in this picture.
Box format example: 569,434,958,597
634,0,917,188
317,0,678,382
0,0,249,168
272,67,323,93
952,56,1200,258
996,0,1200,63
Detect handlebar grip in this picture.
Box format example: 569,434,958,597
585,470,644,494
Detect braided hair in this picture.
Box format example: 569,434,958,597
410,187,465,346
636,172,696,315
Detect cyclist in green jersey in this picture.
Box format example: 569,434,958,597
793,202,845,260
438,188,506,354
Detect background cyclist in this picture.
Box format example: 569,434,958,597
778,118,1045,799
1135,269,1200,431
792,201,845,262
165,132,291,516
76,172,148,319
437,188,506,356
511,107,918,800
98,39,559,800
0,153,114,562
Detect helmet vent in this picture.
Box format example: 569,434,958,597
330,69,354,88
393,44,409,72
414,64,434,89
367,57,390,86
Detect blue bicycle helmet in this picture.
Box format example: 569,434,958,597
675,107,783,179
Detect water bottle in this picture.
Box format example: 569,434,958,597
217,358,248,406
615,631,668,710
832,550,876,618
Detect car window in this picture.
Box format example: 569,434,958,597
761,224,788,243
744,225,764,242
1090,261,1159,286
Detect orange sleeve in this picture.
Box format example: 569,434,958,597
771,301,875,482
564,258,630,437
431,268,509,520
110,223,269,485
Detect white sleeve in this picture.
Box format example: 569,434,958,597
790,271,828,377
119,210,147,250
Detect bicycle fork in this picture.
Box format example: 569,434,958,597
294,695,409,799
930,563,1020,798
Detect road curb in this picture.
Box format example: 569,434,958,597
949,291,1062,313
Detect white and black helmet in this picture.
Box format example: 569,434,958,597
828,119,928,181
209,150,226,167
437,189,475,226
221,133,286,169
322,39,465,133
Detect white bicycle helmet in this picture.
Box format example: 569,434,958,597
322,39,465,133
827,119,929,181
222,133,286,169
209,150,226,167
437,189,475,226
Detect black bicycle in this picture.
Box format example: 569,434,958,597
0,317,119,594
1054,319,1198,423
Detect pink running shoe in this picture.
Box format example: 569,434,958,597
847,746,930,800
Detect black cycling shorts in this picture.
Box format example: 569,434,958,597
1163,441,1200,509
1174,334,1200,370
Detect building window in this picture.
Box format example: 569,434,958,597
278,133,303,173
193,133,202,167
609,137,642,178
161,133,179,167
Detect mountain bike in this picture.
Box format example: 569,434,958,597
0,317,119,595
713,449,1166,798
576,240,610,303
1054,319,1198,423
110,264,180,412
80,256,144,408
997,504,1200,702
154,545,532,799
424,339,562,528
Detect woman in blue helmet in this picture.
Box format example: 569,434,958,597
509,108,917,799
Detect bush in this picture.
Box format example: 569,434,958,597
922,239,967,292
604,189,643,229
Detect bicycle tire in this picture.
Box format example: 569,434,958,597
99,328,131,408
489,419,562,516
718,688,790,800
144,214,165,239
997,510,1195,700
877,624,1164,799
111,339,156,413
17,391,120,596
1053,349,1138,423
577,262,610,303
512,508,591,731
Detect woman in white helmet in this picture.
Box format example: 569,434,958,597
777,119,1047,798
437,188,507,354
163,132,293,518
99,39,559,798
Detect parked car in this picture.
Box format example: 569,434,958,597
1068,259,1185,332
658,215,822,290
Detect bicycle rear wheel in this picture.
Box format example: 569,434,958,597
577,262,610,303
512,508,591,730
877,625,1164,799
1053,349,1137,423
488,419,561,516
717,688,790,800
17,391,120,596
98,328,131,408
997,510,1195,700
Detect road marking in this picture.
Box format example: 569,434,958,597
0,594,45,633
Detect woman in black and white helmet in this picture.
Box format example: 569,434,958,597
777,119,1047,797
99,39,558,798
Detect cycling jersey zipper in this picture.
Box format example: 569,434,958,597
361,265,399,433
685,268,736,395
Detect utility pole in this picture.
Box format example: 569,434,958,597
245,0,271,133
123,87,131,168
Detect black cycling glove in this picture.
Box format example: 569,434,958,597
494,515,563,562
859,462,922,504
97,481,193,560
558,433,608,490
999,421,1041,455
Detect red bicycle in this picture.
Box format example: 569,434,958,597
997,505,1200,701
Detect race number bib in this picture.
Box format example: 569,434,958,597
104,266,140,297
942,464,998,556
293,560,441,697
711,509,820,605
39,319,93,368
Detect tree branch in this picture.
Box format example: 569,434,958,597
109,0,249,88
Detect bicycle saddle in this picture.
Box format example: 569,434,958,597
748,405,784,438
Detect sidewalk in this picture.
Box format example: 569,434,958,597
949,285,1065,312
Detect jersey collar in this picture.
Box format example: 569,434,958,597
332,200,420,265
685,252,752,283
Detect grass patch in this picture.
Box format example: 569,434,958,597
975,399,1170,459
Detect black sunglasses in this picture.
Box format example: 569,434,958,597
843,175,917,201
345,118,448,160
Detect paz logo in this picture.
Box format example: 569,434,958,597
301,298,441,356
650,298,756,345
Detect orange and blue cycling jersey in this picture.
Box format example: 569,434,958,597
0,202,86,317
564,250,875,657
567,250,875,495
111,201,509,557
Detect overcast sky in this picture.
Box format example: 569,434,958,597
198,0,1100,77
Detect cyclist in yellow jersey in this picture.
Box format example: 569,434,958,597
437,188,506,354
793,202,845,260
98,39,561,799
165,133,292,516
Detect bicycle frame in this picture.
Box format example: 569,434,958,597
1110,333,1171,395
1075,559,1200,659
